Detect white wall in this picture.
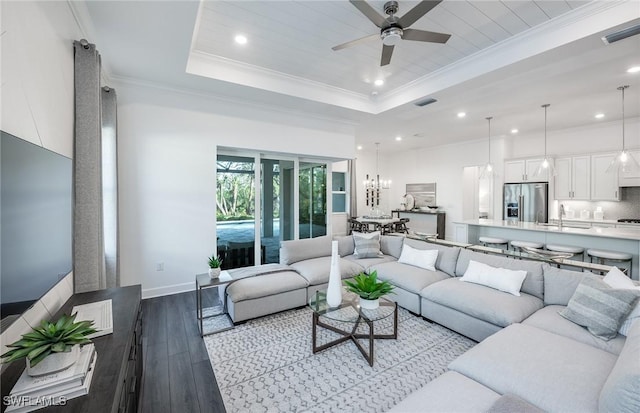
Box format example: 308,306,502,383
115,83,356,297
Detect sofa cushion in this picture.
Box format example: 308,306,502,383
370,261,449,294
460,260,527,297
559,276,640,340
602,267,640,336
542,264,587,305
343,254,396,270
353,232,383,258
280,235,332,265
523,305,626,355
387,371,500,413
290,257,364,286
226,271,308,302
403,238,460,277
455,249,544,300
486,394,545,413
398,244,438,271
449,323,618,413
599,319,640,413
421,277,543,327
380,235,404,258
335,235,355,257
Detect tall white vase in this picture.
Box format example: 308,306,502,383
326,240,342,307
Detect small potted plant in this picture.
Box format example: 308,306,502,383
1,313,96,376
343,270,394,310
208,255,223,278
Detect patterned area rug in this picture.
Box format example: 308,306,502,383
204,307,475,413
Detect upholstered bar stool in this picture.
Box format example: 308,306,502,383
586,249,633,277
479,236,509,249
509,240,544,252
545,244,585,261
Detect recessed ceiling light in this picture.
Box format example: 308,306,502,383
357,145,363,150
627,66,640,73
374,79,384,86
457,112,466,118
234,34,248,45
511,129,519,134
395,136,402,141
595,113,605,119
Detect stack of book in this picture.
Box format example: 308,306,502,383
4,344,97,413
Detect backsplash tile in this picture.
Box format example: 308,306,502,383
561,187,640,220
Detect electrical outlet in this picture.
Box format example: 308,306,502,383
156,262,164,271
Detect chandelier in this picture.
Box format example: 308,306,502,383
364,142,391,208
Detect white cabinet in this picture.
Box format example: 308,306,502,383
618,150,640,187
504,158,548,183
554,156,590,200
591,153,620,201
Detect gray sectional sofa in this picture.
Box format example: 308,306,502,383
221,233,640,413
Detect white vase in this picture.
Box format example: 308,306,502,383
326,240,342,307
359,298,379,310
27,344,80,377
208,268,221,279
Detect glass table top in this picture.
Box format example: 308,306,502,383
308,290,396,323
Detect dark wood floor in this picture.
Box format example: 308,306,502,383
141,290,226,413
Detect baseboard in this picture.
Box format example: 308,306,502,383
142,281,195,299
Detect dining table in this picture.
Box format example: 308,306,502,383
356,216,400,233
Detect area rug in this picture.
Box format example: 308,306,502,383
204,307,475,413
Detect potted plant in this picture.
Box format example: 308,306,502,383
1,313,96,376
343,270,394,310
208,255,223,278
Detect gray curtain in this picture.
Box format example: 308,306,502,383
101,86,119,288
348,159,358,218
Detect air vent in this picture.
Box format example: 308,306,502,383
602,24,640,44
414,97,438,107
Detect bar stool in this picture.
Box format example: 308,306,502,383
510,240,544,252
586,249,633,277
479,236,509,249
546,244,585,261
393,218,410,234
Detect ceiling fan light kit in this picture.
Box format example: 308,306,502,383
333,0,451,66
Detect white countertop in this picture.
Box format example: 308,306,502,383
456,219,640,241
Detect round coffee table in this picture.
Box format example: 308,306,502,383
308,290,397,366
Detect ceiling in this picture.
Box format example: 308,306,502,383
77,0,640,152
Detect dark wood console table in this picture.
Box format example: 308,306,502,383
1,285,143,413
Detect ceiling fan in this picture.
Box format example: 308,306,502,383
333,0,451,66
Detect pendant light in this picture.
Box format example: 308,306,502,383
534,104,556,177
606,85,640,174
479,117,495,180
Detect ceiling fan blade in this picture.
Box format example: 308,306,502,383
381,44,394,66
349,0,387,28
332,33,379,51
398,0,442,28
402,28,451,44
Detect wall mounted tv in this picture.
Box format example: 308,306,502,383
1,130,73,322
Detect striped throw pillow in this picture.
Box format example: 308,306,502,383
353,234,383,259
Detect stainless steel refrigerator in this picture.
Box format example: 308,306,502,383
503,182,549,223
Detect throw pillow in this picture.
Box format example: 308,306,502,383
353,232,383,259
398,244,438,271
460,260,527,296
559,276,640,340
603,267,640,336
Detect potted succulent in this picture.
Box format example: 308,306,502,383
1,313,96,376
208,255,223,278
343,270,394,310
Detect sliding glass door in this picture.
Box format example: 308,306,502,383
260,158,294,263
299,162,327,239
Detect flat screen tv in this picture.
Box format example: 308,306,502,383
1,130,73,323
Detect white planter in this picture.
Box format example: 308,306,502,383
326,241,342,307
27,344,80,377
208,268,221,279
359,298,379,310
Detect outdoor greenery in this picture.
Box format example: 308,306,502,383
343,271,395,300
1,313,96,367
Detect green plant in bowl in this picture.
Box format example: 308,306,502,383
343,271,395,300
1,313,96,367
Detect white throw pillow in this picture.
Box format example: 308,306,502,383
352,231,383,259
460,260,527,296
603,266,640,336
398,244,438,271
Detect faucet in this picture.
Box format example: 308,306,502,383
559,204,565,228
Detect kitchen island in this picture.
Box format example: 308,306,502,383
454,219,640,280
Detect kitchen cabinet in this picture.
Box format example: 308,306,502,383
591,153,620,201
504,158,548,183
618,149,640,187
554,156,590,200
